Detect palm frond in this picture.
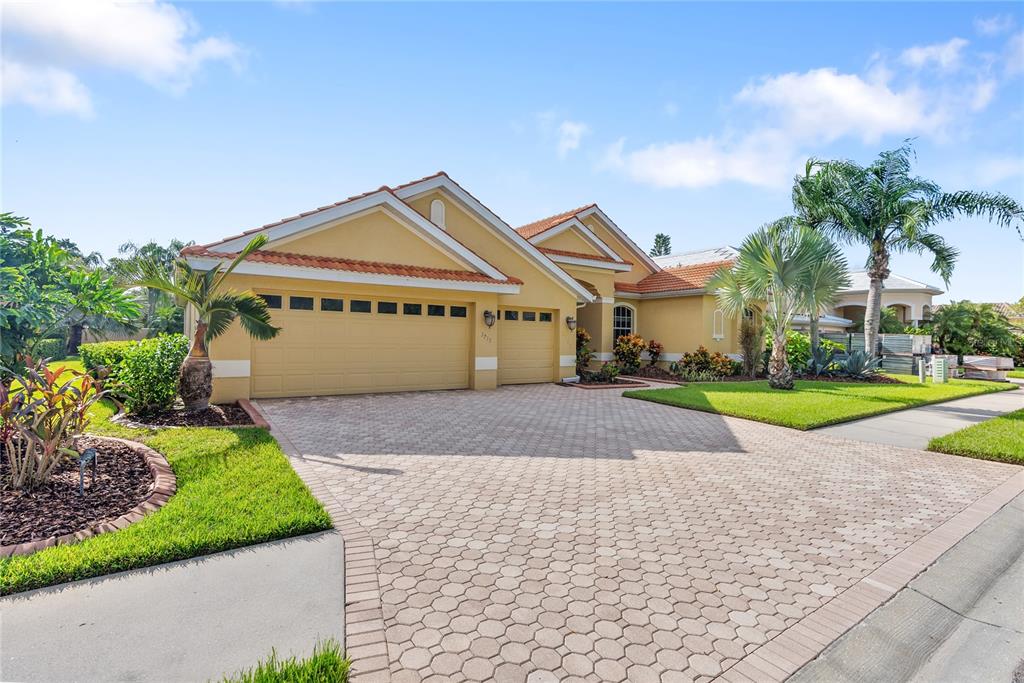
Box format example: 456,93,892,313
230,291,281,341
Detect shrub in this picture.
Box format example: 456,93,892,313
1013,334,1024,368
676,346,735,378
647,339,664,366
33,337,67,361
80,340,136,388
576,328,595,376
670,367,722,383
841,350,881,378
613,334,646,373
598,362,621,383
1,359,106,489
119,334,189,414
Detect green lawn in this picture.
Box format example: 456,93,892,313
1009,368,1024,379
623,376,1017,430
221,640,350,683
928,409,1024,465
1,399,332,595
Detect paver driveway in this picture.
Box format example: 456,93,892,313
256,385,1019,683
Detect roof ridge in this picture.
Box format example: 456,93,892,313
514,203,598,239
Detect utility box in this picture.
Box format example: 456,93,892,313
932,357,948,384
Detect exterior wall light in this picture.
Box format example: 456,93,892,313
566,316,578,331
483,310,496,327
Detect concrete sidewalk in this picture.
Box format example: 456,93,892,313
0,531,344,683
816,387,1023,450
791,492,1024,683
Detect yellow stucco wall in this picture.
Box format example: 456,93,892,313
273,209,465,271
534,229,603,256
578,215,655,285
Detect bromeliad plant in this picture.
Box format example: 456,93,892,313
1,360,106,490
131,236,281,411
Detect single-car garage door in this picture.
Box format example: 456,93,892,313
251,293,471,398
497,307,556,385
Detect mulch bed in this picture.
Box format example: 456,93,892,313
1,436,154,547
118,402,255,428
560,376,648,389
628,366,680,381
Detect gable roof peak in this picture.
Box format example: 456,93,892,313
515,204,598,239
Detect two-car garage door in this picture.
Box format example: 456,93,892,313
251,293,471,398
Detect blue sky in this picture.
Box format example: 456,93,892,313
3,1,1023,303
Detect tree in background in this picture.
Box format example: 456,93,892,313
650,233,671,257
930,301,1017,359
1,214,139,372
108,239,193,334
131,235,280,411
801,144,1023,357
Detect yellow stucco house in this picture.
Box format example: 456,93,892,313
183,173,741,401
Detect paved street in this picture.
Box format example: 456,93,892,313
257,385,1021,682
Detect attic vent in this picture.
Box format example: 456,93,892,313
430,199,446,229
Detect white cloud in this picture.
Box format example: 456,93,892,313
899,37,969,71
1,59,93,118
970,78,998,111
975,15,1015,36
735,68,942,143
1007,32,1024,76
974,157,1024,185
556,120,590,159
603,130,798,189
1,0,242,116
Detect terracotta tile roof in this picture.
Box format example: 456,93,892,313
515,204,597,239
180,246,523,286
616,260,734,294
536,247,630,265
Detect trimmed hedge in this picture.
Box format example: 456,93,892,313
120,335,189,414
33,338,67,361
80,335,189,413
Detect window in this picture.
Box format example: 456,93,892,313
713,309,725,340
259,294,282,309
522,311,536,321
449,306,467,318
427,304,445,317
378,301,398,314
539,312,552,322
504,310,519,321
403,303,422,315
612,305,634,340
321,298,344,312
290,296,314,311
430,199,446,228
351,300,371,313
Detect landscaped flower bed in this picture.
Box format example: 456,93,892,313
113,401,255,428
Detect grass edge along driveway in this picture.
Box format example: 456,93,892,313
623,376,1017,431
928,408,1024,465
1,400,332,595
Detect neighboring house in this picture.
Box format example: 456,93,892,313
184,173,741,401
984,302,1024,331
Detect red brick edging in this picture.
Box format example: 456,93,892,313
0,436,176,558
249,400,391,682
717,468,1024,682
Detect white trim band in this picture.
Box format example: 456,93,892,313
212,360,251,378
475,356,498,371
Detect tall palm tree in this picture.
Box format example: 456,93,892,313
109,239,192,322
131,235,280,411
708,220,837,389
803,144,1023,356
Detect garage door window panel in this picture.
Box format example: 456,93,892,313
351,300,371,313
450,306,467,318
428,305,445,317
404,303,422,315
321,298,344,312
378,301,398,314
290,296,314,311
259,294,282,309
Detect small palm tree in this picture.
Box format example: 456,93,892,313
799,248,851,351
132,235,280,411
803,144,1023,356
709,220,840,389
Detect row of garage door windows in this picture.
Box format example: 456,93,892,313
258,294,553,323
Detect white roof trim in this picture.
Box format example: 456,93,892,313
393,176,595,303
212,191,506,282
530,217,624,262
576,206,661,272
184,256,522,294
545,253,633,271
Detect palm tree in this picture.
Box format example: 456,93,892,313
708,220,837,389
799,247,850,351
131,235,280,411
109,239,192,323
804,144,1023,356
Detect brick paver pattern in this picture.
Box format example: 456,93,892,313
260,385,1018,683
